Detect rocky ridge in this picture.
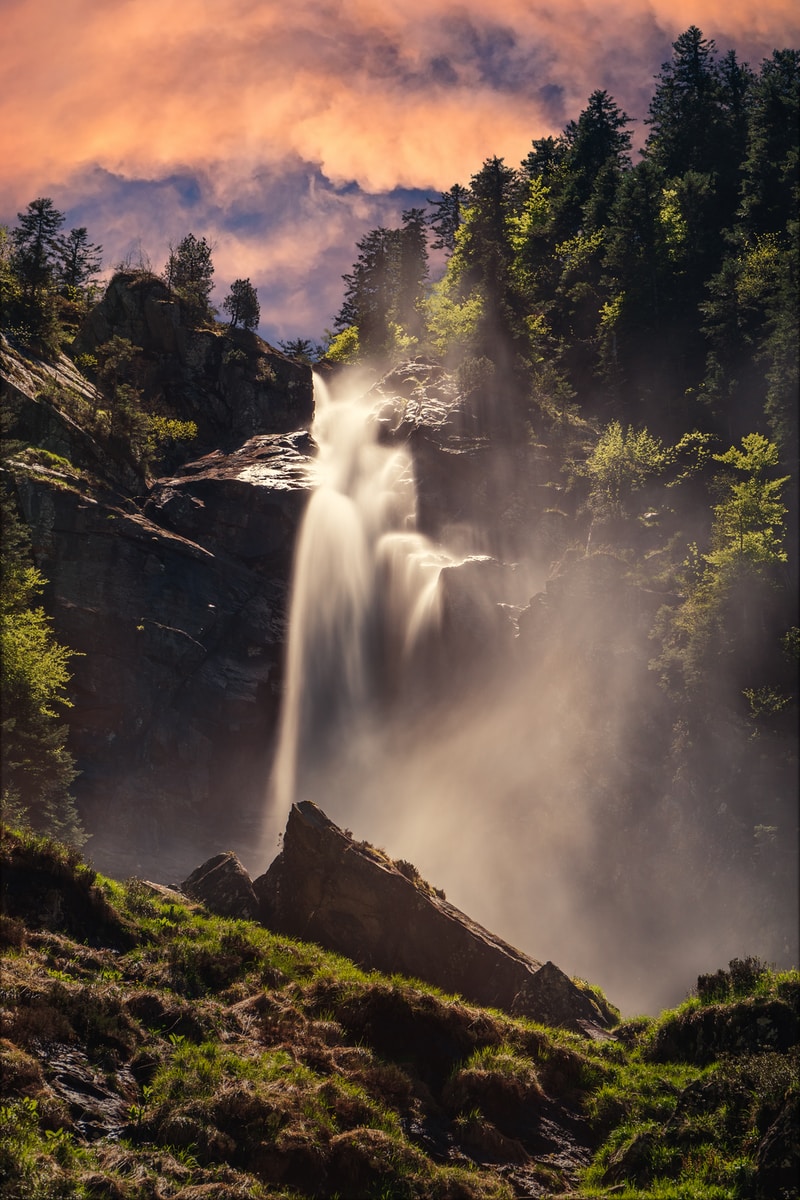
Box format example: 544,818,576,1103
182,801,614,1034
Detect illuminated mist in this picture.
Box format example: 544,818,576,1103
263,371,797,1018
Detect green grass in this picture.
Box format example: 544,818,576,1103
2,827,798,1200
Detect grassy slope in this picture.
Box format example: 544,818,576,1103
0,827,797,1200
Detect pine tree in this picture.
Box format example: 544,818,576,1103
56,227,103,291
11,197,65,293
396,209,429,338
556,90,632,237
739,49,800,236
645,27,722,178
223,278,260,330
335,227,401,359
165,233,215,317
427,184,471,252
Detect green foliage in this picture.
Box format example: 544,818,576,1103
325,324,360,363
695,957,770,1003
145,414,198,453
0,490,84,846
333,210,429,363
584,420,671,518
11,198,65,294
164,232,215,318
422,271,483,360
279,336,323,363
705,433,788,571
55,226,102,291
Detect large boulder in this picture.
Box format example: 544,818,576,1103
182,851,259,919
254,801,613,1033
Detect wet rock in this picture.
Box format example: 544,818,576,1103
144,430,315,562
45,1045,137,1140
182,852,258,919
254,801,613,1033
8,469,290,870
438,555,523,671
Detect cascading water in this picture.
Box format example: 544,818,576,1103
269,372,452,830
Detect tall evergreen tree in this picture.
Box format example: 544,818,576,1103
645,27,723,177
335,225,402,355
396,209,429,338
522,135,568,184
738,49,800,236
56,227,103,291
11,197,65,293
427,184,471,252
556,90,632,237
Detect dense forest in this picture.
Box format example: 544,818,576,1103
1,25,797,955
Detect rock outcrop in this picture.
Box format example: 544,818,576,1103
365,359,568,561
182,851,259,919
73,272,313,446
144,430,315,562
252,801,613,1033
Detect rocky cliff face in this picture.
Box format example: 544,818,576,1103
2,320,582,882
2,290,316,879
73,272,313,446
10,443,315,878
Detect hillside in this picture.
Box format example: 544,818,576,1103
1,26,798,1024
1,827,798,1199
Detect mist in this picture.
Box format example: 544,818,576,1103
255,368,798,1018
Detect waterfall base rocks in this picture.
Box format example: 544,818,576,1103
248,802,615,1033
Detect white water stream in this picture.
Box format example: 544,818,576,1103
269,373,452,824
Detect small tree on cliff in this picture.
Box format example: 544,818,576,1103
164,233,215,319
223,277,260,330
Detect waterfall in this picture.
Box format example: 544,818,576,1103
269,372,451,825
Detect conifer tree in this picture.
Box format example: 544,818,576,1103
645,27,723,177
11,197,65,293
427,184,471,252
56,227,103,291
165,233,215,317
223,278,260,330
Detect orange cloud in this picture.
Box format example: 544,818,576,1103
3,0,797,200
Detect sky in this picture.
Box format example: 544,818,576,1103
1,0,799,345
